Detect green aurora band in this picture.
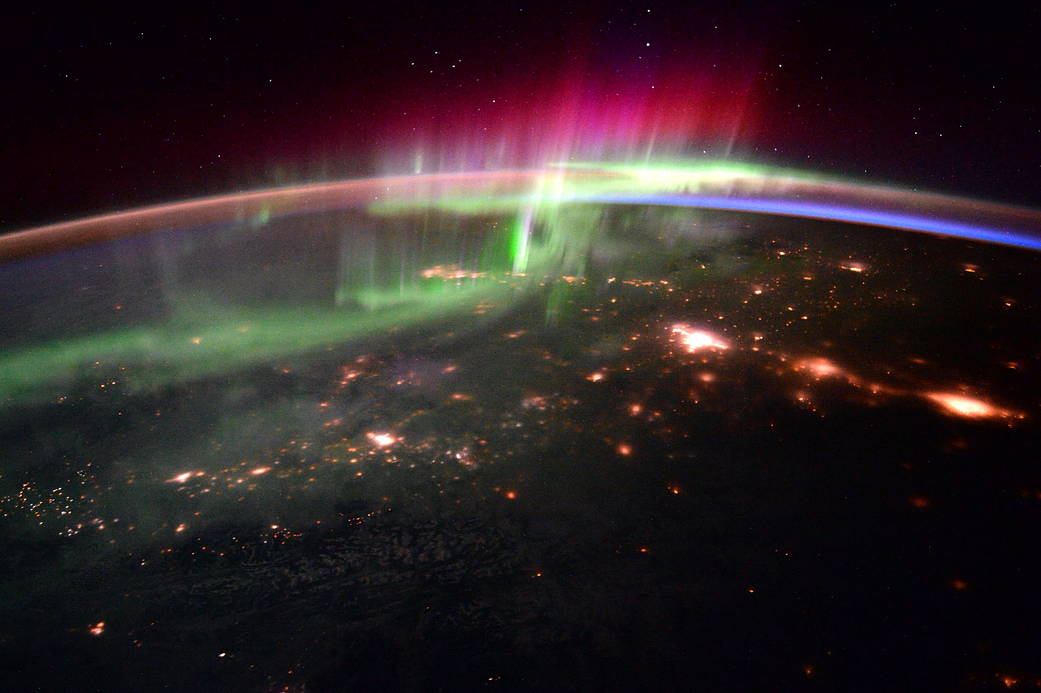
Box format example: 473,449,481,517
1,160,1039,407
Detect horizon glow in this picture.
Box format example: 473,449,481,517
4,160,1040,260
1,159,1039,408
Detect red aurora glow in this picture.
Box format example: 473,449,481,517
380,60,760,172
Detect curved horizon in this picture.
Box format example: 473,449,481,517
3,161,1041,262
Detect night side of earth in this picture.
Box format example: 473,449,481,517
0,162,1040,690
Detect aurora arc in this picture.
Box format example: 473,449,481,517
1,160,1039,407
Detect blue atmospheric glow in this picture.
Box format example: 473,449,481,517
572,193,1041,252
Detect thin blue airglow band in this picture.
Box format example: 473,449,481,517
572,193,1041,252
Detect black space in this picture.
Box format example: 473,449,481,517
2,2,1039,231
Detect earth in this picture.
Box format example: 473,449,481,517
1,170,1040,691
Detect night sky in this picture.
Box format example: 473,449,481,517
3,2,1039,232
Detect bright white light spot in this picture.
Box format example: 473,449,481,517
925,392,1003,419
799,358,842,378
368,432,397,447
671,325,729,353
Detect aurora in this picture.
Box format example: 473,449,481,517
1,159,1038,407
4,161,1039,262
